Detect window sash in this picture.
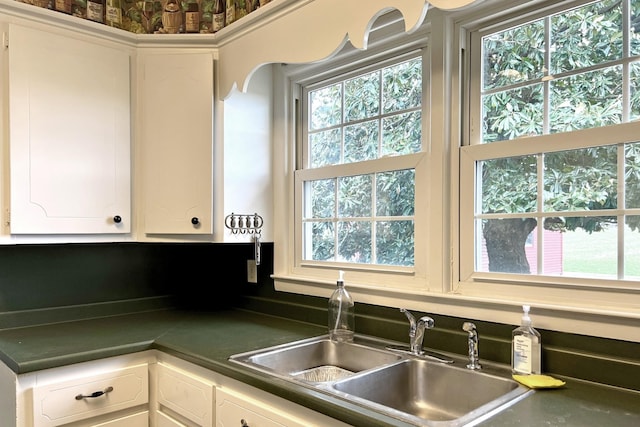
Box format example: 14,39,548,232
469,0,640,146
295,49,427,275
461,121,640,288
294,153,425,274
464,0,640,288
301,52,424,169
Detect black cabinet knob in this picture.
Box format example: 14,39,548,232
113,215,122,223
191,217,199,225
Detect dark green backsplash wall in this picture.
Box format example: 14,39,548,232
0,242,261,318
0,242,637,390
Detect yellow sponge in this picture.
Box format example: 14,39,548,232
512,374,566,389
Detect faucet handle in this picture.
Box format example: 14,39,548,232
400,308,417,331
462,321,476,333
400,308,415,321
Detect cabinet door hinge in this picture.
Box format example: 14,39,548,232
4,208,10,227
2,32,8,49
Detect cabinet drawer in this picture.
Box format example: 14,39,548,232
32,363,148,427
156,362,214,427
216,388,304,427
156,410,187,427
91,410,148,427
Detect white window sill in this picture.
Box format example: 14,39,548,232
274,275,640,343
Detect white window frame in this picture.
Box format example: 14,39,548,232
295,51,425,273
273,12,445,300
273,2,640,343
289,47,432,290
457,0,640,341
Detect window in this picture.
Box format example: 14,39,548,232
462,0,640,287
299,57,421,268
274,1,638,341
280,12,432,291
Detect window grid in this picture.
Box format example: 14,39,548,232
465,0,640,285
299,56,422,267
479,0,640,144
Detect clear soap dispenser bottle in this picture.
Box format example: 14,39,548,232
328,270,354,342
512,304,542,375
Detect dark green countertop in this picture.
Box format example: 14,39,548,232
0,309,638,426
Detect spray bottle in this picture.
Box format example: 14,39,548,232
328,270,354,342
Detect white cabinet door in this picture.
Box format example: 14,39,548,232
139,51,214,235
8,23,131,234
155,362,214,427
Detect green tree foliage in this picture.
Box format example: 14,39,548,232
480,0,640,273
306,58,421,265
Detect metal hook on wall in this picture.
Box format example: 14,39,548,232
225,213,263,265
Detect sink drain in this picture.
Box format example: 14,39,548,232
291,365,354,382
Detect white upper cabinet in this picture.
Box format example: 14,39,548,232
138,50,214,235
0,0,482,242
7,23,131,234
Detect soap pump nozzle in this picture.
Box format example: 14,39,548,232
337,270,344,286
521,304,531,326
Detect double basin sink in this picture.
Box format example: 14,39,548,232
229,334,533,426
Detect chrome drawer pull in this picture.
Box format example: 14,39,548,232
240,419,250,427
75,386,114,400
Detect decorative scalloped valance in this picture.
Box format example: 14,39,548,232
217,0,480,99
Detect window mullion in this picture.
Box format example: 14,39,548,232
543,16,551,135
618,144,626,279
371,173,378,264
622,0,630,122
537,153,545,275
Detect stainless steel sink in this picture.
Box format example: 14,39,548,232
229,335,533,426
331,358,533,426
229,335,402,383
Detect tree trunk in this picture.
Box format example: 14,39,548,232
483,218,537,273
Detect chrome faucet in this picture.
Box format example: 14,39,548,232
463,322,482,370
400,308,434,355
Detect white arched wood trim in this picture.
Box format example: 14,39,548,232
217,0,480,99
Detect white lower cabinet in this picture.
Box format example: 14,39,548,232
215,380,350,427
89,411,149,427
155,353,349,427
1,351,351,427
9,352,154,427
155,361,215,427
32,363,148,427
216,387,304,427
156,411,189,427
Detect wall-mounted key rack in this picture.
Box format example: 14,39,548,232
225,213,263,265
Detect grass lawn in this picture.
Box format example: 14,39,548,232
562,225,640,277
